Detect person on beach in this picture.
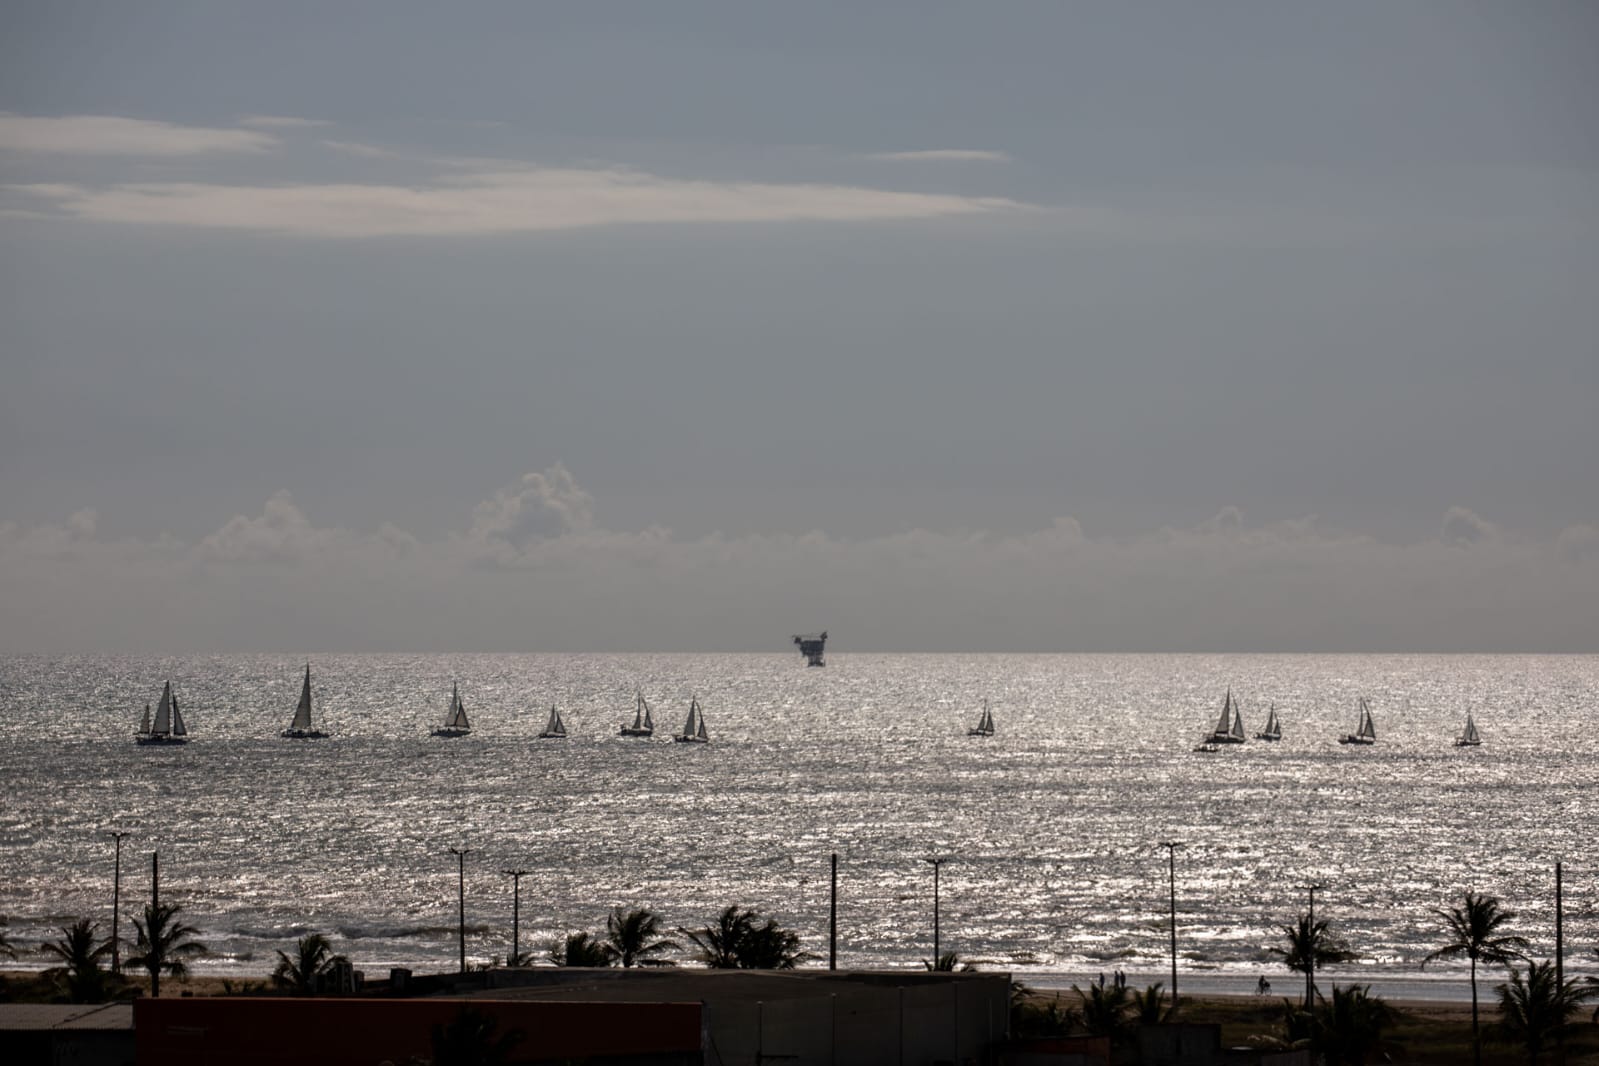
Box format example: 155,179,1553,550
1257,975,1271,995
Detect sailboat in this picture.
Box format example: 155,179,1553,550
966,699,995,737
281,664,329,739
1253,704,1282,741
1338,698,1377,745
538,704,567,739
1454,708,1482,748
674,696,710,744
1201,689,1247,745
136,681,189,745
431,682,471,738
619,690,654,737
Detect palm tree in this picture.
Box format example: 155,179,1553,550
1132,981,1168,1025
1272,912,1358,1009
603,907,678,968
271,933,349,993
679,906,810,970
1494,959,1588,1064
1313,984,1396,1066
923,951,976,972
547,931,616,967
40,918,113,1003
125,902,207,998
1071,971,1134,1040
1422,891,1529,1066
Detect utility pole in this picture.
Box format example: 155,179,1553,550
449,847,469,973
108,831,130,974
1159,842,1183,1017
1296,882,1325,1009
150,851,161,998
829,852,838,971
502,868,527,966
924,857,944,966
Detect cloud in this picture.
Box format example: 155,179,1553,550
0,114,276,156
1441,506,1498,546
3,477,1596,652
8,166,1026,237
238,115,332,129
868,149,1013,163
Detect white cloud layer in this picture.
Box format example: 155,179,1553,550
2,468,1595,652
9,167,1024,237
0,114,276,156
238,115,332,129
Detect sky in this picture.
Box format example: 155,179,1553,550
1,1,1596,652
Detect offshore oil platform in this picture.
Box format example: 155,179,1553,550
792,632,827,667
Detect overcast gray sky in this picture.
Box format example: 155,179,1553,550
2,1,1596,652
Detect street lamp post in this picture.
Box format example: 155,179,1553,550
925,857,945,966
108,831,130,974
449,847,470,973
502,868,527,966
829,852,838,971
1296,882,1325,1008
1159,842,1183,1017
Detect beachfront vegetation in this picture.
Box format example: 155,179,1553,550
603,907,677,968
271,933,350,993
1071,971,1137,1040
0,917,15,959
1494,959,1589,1064
1423,891,1530,1066
39,918,114,1003
126,902,207,998
547,931,615,967
679,905,809,970
1314,983,1397,1065
1272,912,1358,1009
923,950,975,972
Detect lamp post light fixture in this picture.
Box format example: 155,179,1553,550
1159,841,1183,1017
1296,882,1326,1008
502,867,528,966
107,831,130,974
448,847,470,973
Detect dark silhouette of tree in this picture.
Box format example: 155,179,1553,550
547,931,616,967
1070,971,1135,1039
1587,946,1599,1023
679,906,810,970
1132,981,1168,1025
429,1006,523,1066
40,918,113,1003
271,933,349,993
0,916,15,959
1423,891,1529,1066
1272,912,1358,1009
923,951,976,972
125,902,206,998
1494,959,1588,1064
1313,984,1396,1066
603,907,677,968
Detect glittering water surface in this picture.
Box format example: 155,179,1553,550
1,654,1593,989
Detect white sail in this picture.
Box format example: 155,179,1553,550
1359,699,1376,740
153,681,173,735
642,694,654,731
171,695,187,737
446,684,470,730
1228,699,1246,741
290,665,315,731
139,703,151,734
1213,690,1234,737
543,705,565,736
696,710,709,741
1459,710,1480,745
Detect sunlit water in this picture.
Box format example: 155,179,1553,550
1,654,1593,996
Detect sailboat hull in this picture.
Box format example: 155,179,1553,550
1453,738,1481,747
673,734,709,744
1338,735,1374,745
619,727,653,737
430,727,470,738
1253,733,1281,741
136,735,188,745
282,729,329,739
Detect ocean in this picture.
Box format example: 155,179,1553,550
1,653,1593,999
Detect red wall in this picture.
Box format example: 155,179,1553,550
135,997,702,1064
